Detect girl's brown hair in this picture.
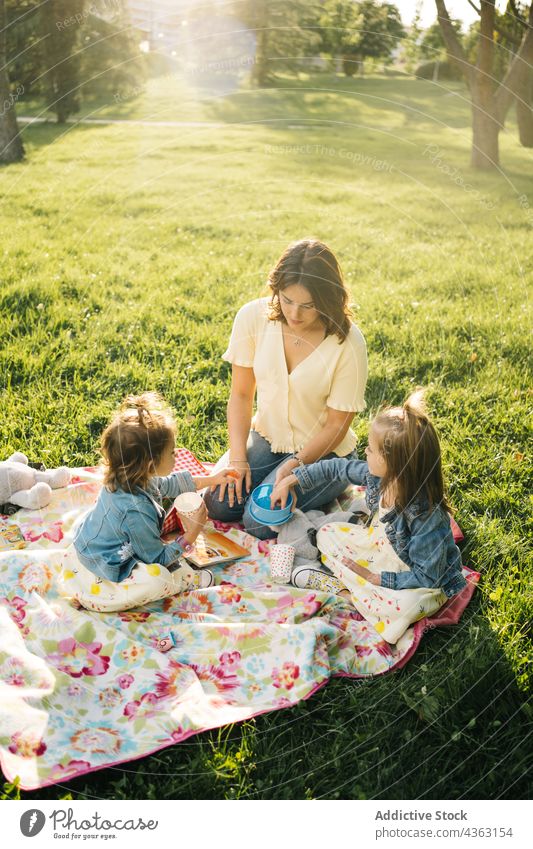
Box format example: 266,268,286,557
267,239,352,342
101,392,176,492
374,389,451,514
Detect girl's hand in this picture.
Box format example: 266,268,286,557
270,477,297,510
210,460,251,507
274,458,299,486
180,501,208,544
342,556,381,586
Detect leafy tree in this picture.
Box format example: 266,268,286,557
435,0,533,167
419,19,463,61
40,0,87,123
356,1,405,66
0,0,24,162
231,0,322,87
401,3,461,74
318,0,362,74
4,1,45,96
319,0,404,76
402,1,423,73
6,0,144,122
78,1,144,99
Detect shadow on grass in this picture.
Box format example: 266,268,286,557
15,121,111,158
202,75,472,131
16,74,472,134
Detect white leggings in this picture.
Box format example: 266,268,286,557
317,521,447,644
59,548,199,612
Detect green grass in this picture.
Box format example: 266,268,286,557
2,73,532,800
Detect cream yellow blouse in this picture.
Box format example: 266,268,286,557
222,298,367,456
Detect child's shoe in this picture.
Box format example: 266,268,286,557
291,564,346,595
182,568,214,591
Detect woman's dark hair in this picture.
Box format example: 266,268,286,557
267,239,352,342
374,389,451,515
101,392,176,492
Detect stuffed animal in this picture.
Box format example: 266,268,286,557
0,452,70,510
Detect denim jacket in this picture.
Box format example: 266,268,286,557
73,471,195,582
294,458,466,598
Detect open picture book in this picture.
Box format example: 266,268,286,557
164,527,250,568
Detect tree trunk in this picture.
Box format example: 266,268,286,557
0,0,24,163
252,29,269,86
56,101,68,124
517,98,533,146
342,55,358,76
251,1,269,87
471,100,500,169
470,1,499,169
516,70,533,147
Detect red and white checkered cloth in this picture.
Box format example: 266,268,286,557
161,448,211,536
172,448,209,477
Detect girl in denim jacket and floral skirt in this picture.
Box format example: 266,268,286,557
271,390,467,642
65,392,236,613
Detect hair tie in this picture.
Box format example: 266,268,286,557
123,402,149,426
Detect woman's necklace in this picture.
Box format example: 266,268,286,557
288,323,325,347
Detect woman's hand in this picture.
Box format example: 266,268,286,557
180,501,208,545
210,460,251,507
205,467,240,489
270,475,298,510
341,556,381,586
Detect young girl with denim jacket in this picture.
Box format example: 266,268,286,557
271,390,466,611
67,392,236,612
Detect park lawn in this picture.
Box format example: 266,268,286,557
1,74,531,800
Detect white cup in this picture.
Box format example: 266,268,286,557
174,491,205,522
270,544,295,584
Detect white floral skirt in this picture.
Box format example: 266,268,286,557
317,521,447,644
58,547,198,612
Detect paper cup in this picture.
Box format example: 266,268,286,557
270,544,295,584
174,491,205,521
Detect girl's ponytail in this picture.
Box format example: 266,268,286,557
102,392,176,491
402,388,428,421
374,389,450,514
122,392,165,428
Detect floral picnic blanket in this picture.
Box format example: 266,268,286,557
0,469,479,791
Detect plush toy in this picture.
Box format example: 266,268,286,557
0,452,70,510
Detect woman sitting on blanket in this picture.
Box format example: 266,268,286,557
66,392,236,612
204,238,368,540
270,389,467,608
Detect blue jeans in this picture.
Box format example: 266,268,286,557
204,430,357,540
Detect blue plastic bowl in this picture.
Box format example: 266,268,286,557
249,483,294,527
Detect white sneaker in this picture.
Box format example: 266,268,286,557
183,568,214,591
291,564,346,595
